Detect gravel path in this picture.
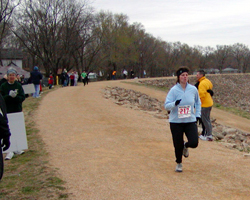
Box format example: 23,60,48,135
36,79,250,200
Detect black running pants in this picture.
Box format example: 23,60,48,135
170,122,198,164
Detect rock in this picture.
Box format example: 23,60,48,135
243,154,250,158
225,143,237,149
222,127,237,136
213,132,225,140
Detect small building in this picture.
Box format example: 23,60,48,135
222,67,239,74
205,68,220,74
0,49,23,69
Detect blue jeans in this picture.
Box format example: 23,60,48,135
63,80,68,87
33,84,40,98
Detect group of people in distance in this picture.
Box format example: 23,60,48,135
110,69,135,80
60,69,88,87
165,67,213,173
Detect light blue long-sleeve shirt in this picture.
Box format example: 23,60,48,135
164,83,201,123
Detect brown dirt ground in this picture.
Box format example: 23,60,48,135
35,78,250,200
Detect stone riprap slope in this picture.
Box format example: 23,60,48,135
138,74,250,114
104,77,250,153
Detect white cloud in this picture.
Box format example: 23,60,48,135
91,0,250,47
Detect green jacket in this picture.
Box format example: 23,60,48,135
0,81,25,113
81,72,87,79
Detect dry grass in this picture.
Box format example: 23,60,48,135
0,85,69,200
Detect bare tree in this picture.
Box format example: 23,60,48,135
0,0,20,64
242,49,250,73
194,46,214,70
231,43,249,73
163,42,183,75
12,0,94,76
213,45,231,73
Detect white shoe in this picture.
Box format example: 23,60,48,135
199,135,207,140
199,135,213,141
5,152,14,160
175,163,183,172
206,136,213,141
14,150,25,155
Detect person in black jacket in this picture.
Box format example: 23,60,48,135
0,93,11,180
30,66,43,98
0,93,11,149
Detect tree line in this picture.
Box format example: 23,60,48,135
0,0,250,79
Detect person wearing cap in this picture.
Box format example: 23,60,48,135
61,69,69,87
196,69,214,141
0,67,26,160
30,66,43,98
164,67,201,172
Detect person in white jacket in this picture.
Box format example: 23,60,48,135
164,67,201,172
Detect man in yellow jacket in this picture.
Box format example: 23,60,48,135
196,70,213,141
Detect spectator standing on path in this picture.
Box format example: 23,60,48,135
112,70,116,80
66,72,70,86
30,66,43,98
196,70,214,141
194,81,214,138
164,67,201,172
48,73,53,89
74,71,78,86
0,67,26,160
70,73,75,86
81,71,87,86
130,69,134,79
60,69,66,87
194,81,206,137
0,93,11,180
63,69,69,87
123,69,128,79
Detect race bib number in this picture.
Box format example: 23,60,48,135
178,105,191,118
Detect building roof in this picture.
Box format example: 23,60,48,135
0,66,30,79
222,67,238,72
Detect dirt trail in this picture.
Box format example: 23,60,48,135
36,79,250,200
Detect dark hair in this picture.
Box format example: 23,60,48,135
176,67,189,83
197,69,206,76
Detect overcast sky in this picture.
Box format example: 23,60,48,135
91,0,250,48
